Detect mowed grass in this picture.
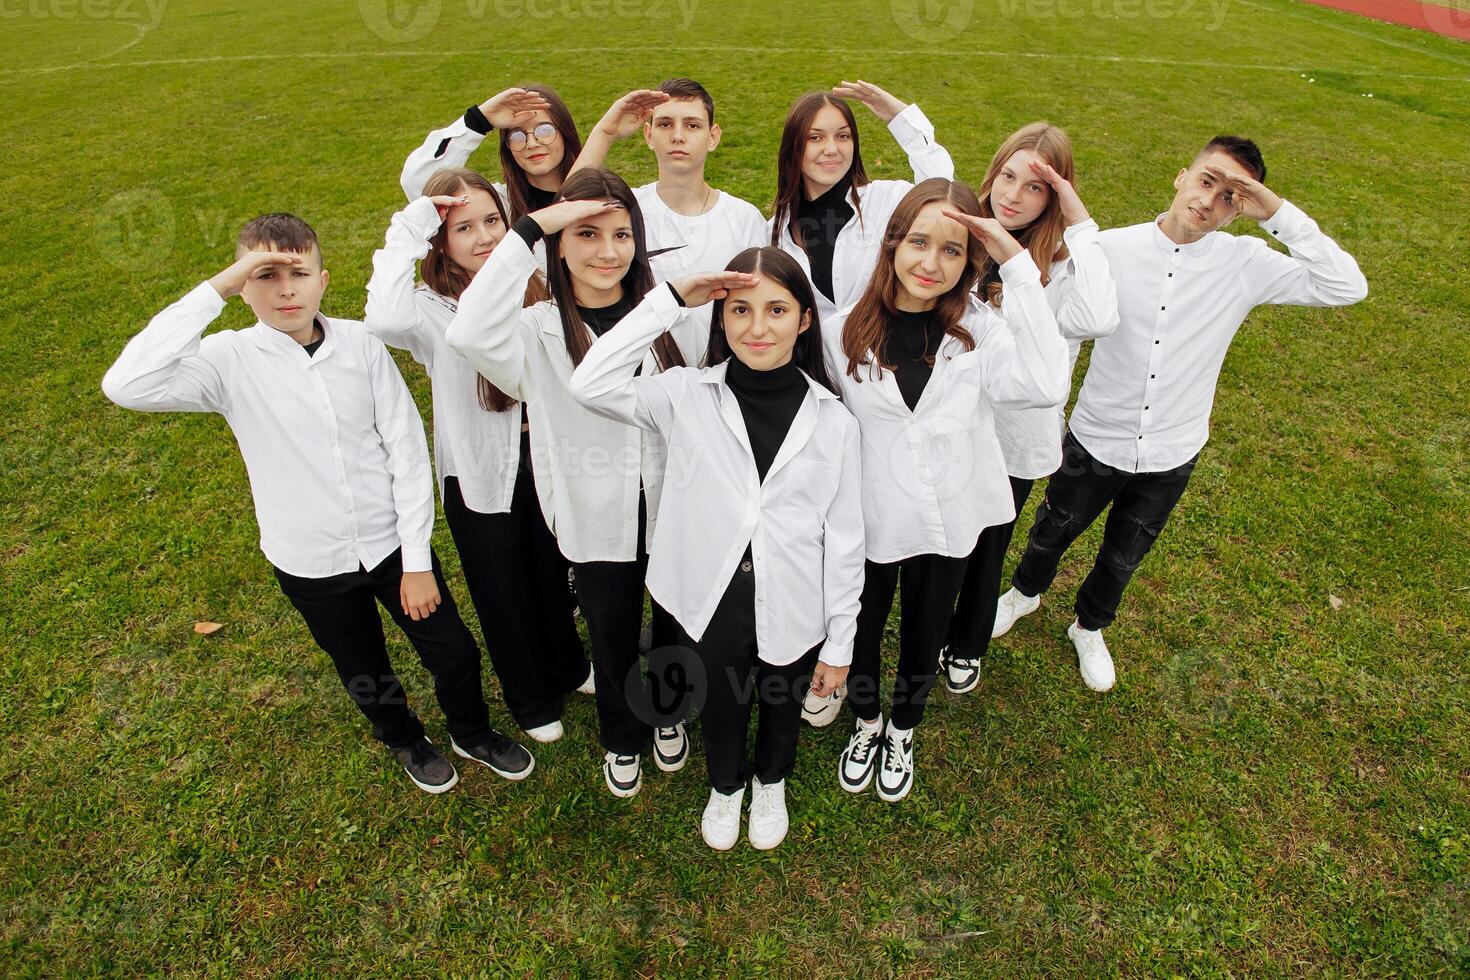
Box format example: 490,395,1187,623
2,0,1469,974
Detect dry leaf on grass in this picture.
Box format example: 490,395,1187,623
194,621,224,635
1328,595,1345,611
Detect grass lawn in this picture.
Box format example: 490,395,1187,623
2,0,1468,974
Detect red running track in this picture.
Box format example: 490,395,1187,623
1300,0,1470,40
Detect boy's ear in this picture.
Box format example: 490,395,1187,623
320,268,331,289
643,121,655,151
708,123,722,151
1173,166,1188,190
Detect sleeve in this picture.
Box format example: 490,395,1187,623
367,338,435,573
567,283,691,434
886,102,954,183
101,282,231,414
818,420,866,668
973,252,1071,410
444,231,538,402
400,108,492,201
1051,219,1120,341
1245,200,1369,308
364,197,442,367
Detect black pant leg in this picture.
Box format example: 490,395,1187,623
676,564,760,793
1074,454,1198,631
273,563,426,748
890,553,969,730
946,475,1035,660
848,559,901,723
516,455,591,696
1012,433,1127,599
751,641,822,786
366,548,494,746
572,553,652,756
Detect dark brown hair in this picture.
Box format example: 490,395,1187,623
657,77,715,124
1198,135,1266,183
236,212,320,262
498,83,583,221
769,93,869,248
706,246,837,395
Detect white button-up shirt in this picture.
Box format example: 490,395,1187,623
992,218,1120,479
365,196,522,514
446,232,704,564
1071,201,1368,473
102,283,435,577
568,284,865,668
769,102,955,326
824,251,1070,563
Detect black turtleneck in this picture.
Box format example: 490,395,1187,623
724,357,807,482
793,175,855,302
577,289,637,338
526,184,557,211
883,308,944,411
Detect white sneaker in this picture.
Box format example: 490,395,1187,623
876,722,915,802
1067,621,1116,692
748,776,789,850
603,751,641,798
525,720,564,744
575,663,596,695
801,683,847,728
940,646,981,695
839,716,883,793
701,786,744,851
653,723,689,773
992,587,1041,638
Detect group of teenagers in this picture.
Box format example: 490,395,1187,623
103,78,1368,853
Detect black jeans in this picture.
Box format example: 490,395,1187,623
946,474,1035,661
273,548,492,748
671,560,821,794
849,553,969,730
1012,431,1198,630
442,472,589,732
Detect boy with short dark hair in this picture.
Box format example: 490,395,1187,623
102,213,534,793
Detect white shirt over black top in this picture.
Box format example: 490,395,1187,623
101,284,435,578
1071,201,1368,474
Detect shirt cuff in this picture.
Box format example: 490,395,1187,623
402,195,444,237
997,248,1042,285
817,639,852,669
666,281,686,307
1062,217,1099,241
887,102,933,141
463,104,493,135
194,279,231,308
512,214,545,249
399,544,433,574
1262,199,1312,241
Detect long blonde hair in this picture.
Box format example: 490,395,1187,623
975,122,1074,307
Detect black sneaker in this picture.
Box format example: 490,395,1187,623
392,738,460,794
451,731,535,781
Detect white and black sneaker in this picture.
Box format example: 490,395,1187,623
603,752,642,798
838,716,883,793
653,723,689,773
801,684,847,728
575,663,596,696
940,646,981,695
391,737,459,794
876,722,914,802
450,731,535,781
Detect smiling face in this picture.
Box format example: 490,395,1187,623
800,104,855,196
989,148,1051,231
439,188,506,275
892,202,969,312
1166,149,1245,237
239,245,329,334
507,109,565,177
721,277,811,371
558,203,636,304
645,97,720,176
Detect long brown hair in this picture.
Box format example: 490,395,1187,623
543,168,685,372
769,93,869,248
706,247,838,395
419,167,547,412
975,122,1074,307
498,83,582,222
840,178,982,382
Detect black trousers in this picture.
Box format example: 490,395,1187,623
273,547,492,748
442,472,589,732
946,474,1035,662
672,560,821,794
849,552,969,730
1012,431,1198,630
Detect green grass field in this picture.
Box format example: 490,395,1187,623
3,0,1469,974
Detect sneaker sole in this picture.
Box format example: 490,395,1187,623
943,669,980,695
839,763,875,794
802,704,843,728
525,725,564,744
604,768,641,798
654,750,688,773
702,826,739,851
451,742,536,782
877,777,913,803
749,824,788,850
403,765,460,795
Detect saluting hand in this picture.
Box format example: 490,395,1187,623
478,87,553,130
208,251,304,300
1202,165,1283,223
529,198,625,236
593,89,670,140
831,80,906,123
668,271,761,307
428,194,471,222
941,210,1025,265
1027,159,1090,226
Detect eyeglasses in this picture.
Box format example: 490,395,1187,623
506,123,559,150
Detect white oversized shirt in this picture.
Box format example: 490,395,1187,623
769,102,955,326
824,251,1070,563
1070,201,1368,473
635,183,768,284
365,196,523,514
101,283,435,578
568,284,865,668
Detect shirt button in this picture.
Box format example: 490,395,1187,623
1168,273,1173,278
1160,306,1166,311
1154,340,1160,345
741,560,753,573
1151,374,1156,379
1145,405,1150,410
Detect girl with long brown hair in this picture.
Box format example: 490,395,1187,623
447,167,702,800
767,80,955,327
940,123,1120,696
365,167,593,748
818,178,1070,802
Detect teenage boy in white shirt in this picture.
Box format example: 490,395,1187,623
993,136,1368,692
102,214,534,794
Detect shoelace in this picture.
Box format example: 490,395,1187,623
848,727,878,764
658,727,680,741
881,733,908,774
